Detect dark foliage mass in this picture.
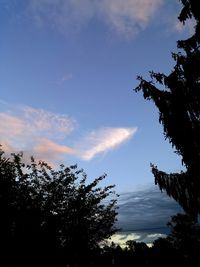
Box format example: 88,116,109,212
2,145,197,267
0,147,118,266
135,0,200,218
1,145,199,267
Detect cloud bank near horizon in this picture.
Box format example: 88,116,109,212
0,103,137,163
117,186,182,232
110,186,183,246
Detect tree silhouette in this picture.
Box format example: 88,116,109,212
0,147,118,266
134,0,200,218
167,213,200,263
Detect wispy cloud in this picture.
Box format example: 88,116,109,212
32,138,77,162
27,0,163,38
60,73,73,82
79,127,137,160
98,0,163,37
0,105,76,140
20,105,76,137
28,0,96,33
0,105,77,163
5,1,194,39
55,73,73,85
0,103,137,163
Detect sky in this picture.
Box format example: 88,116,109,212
0,0,193,243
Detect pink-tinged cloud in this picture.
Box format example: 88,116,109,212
0,113,27,139
20,105,76,136
28,0,163,38
0,105,77,163
98,0,163,37
80,127,137,160
0,103,138,163
33,138,77,162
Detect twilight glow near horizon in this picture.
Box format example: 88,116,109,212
0,0,191,194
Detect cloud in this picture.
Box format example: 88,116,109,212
27,0,163,38
109,232,166,247
107,186,183,246
60,73,73,82
32,138,77,162
108,233,141,248
116,186,182,232
0,103,137,163
79,127,137,160
98,0,163,37
0,105,77,163
0,113,27,141
0,105,76,142
28,0,96,33
55,73,73,85
20,105,76,137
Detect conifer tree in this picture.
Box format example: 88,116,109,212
135,0,200,218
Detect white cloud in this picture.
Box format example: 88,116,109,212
28,0,163,37
79,127,137,160
108,232,166,248
0,103,137,163
108,233,141,248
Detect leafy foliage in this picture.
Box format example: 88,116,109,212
0,147,118,266
134,0,200,217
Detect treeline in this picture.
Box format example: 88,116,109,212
92,226,200,266
1,148,200,267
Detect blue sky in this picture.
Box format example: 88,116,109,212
0,0,193,241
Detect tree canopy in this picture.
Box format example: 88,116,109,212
0,147,118,266
134,0,200,218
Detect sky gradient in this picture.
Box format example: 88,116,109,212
0,0,193,242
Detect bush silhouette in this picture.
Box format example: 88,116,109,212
0,147,118,266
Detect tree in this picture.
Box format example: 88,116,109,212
166,213,200,265
0,147,118,266
134,0,200,218
167,213,200,250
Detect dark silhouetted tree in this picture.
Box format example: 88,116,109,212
167,213,200,262
0,147,118,266
150,214,200,265
134,0,200,218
